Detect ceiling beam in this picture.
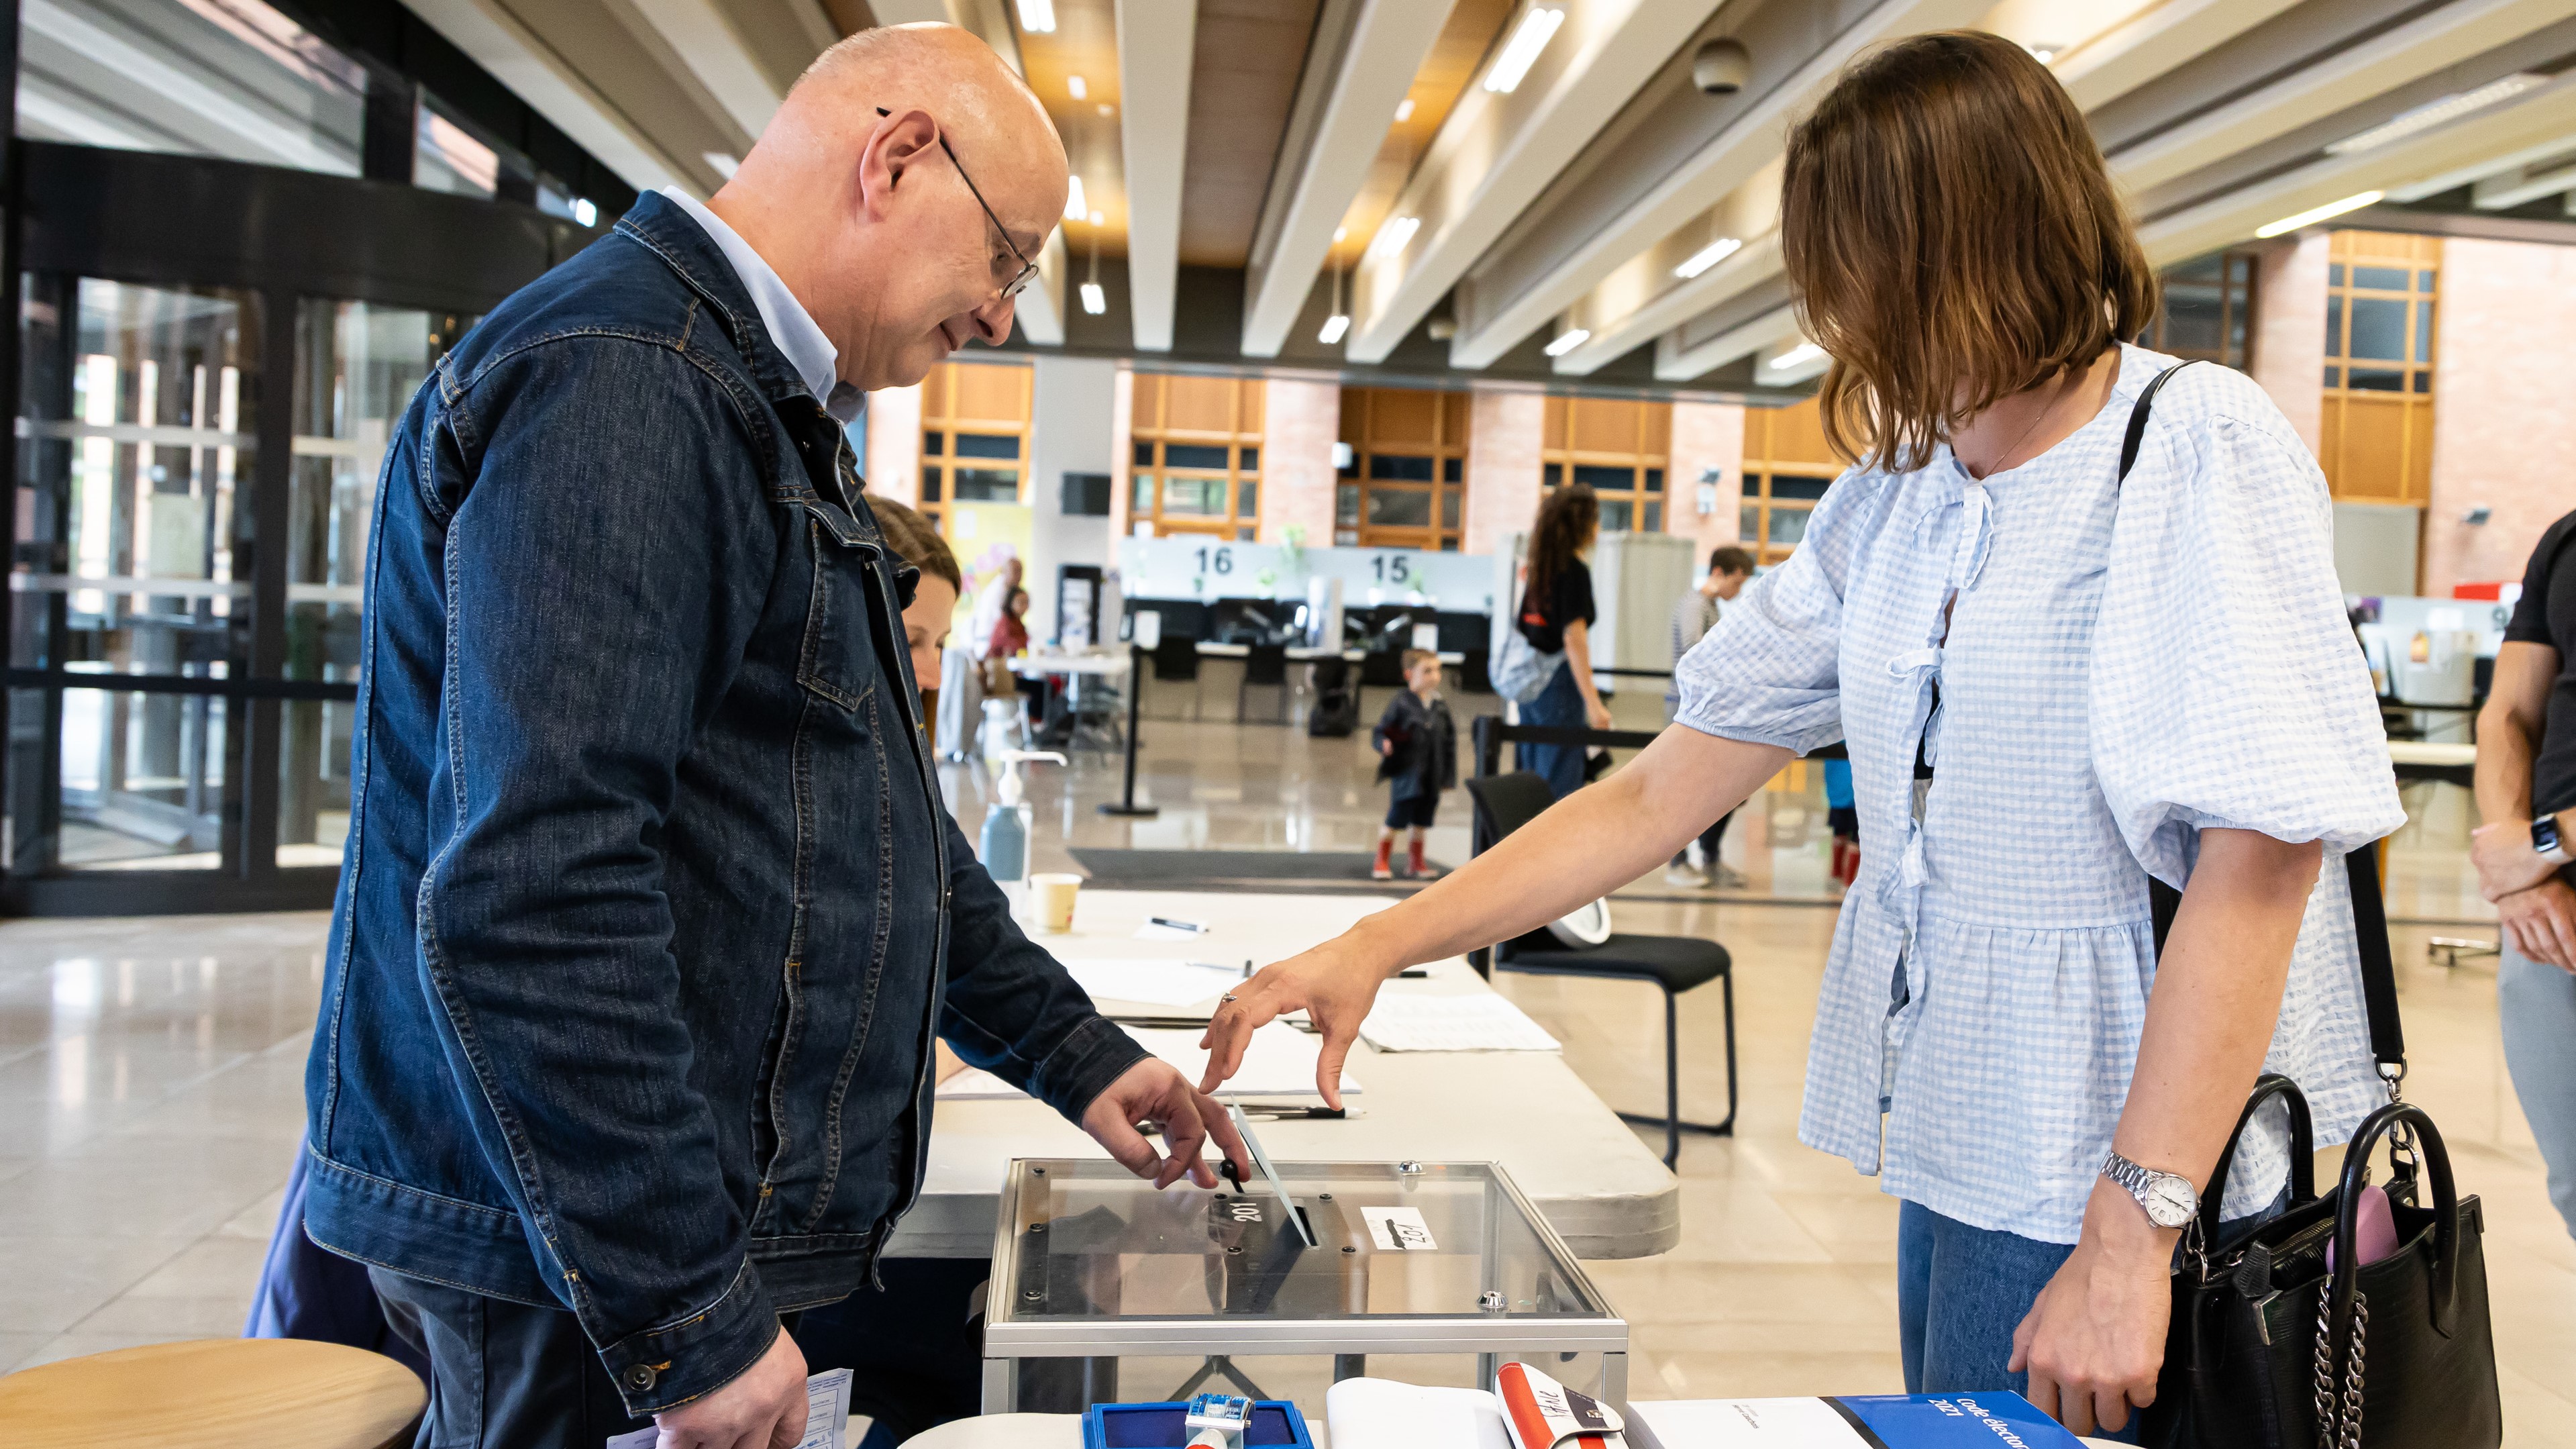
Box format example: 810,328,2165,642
2049,0,2306,111
2107,0,2576,195
2139,73,2576,262
399,0,689,192
1239,0,1450,359
2471,155,2576,207
1447,0,1983,372
615,0,791,142
1655,300,1798,383
1115,0,1196,351
1342,0,1723,365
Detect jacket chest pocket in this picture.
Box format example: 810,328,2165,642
797,513,884,713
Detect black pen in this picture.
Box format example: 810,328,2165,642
1149,916,1209,934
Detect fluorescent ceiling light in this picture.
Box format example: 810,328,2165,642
571,197,597,228
1065,175,1087,221
2327,74,2546,156
1484,6,1565,94
1319,314,1351,345
1088,209,1103,226
703,151,739,179
1331,226,1347,243
1769,341,1825,370
1067,74,1087,100
2024,43,2061,64
1370,215,1420,260
1394,98,1416,123
1543,328,1590,358
1015,0,1055,34
2254,190,2383,238
1673,236,1743,280
1080,281,1105,315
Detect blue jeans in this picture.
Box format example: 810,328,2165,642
2501,940,2576,1239
1516,660,1587,798
1897,1191,2285,1438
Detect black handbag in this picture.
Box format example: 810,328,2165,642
2118,362,2500,1448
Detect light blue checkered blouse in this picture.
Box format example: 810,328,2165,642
1674,345,2406,1242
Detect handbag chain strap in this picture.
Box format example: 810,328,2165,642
2312,1287,2371,1449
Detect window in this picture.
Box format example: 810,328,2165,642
2139,250,2257,370
911,361,1033,535
2317,230,2438,506
1340,387,1469,550
1125,374,1262,540
1540,397,1669,538
1739,399,1841,564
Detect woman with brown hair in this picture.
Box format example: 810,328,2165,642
1514,484,1616,795
1198,32,2400,1434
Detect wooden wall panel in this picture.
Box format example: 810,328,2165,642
1569,398,1643,454
1162,375,1240,434
949,364,1028,428
1370,389,1442,446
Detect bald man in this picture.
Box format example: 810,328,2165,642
301,26,1245,1448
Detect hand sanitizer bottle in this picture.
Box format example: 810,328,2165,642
978,750,1066,889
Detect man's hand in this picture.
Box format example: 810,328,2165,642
653,1325,807,1449
2500,875,2576,971
2008,1178,2173,1436
1081,1058,1251,1189
2471,818,2560,903
1197,932,1394,1107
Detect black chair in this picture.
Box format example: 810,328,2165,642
1463,771,1737,1168
1149,634,1202,721
1237,642,1291,725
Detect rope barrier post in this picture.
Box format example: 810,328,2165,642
1098,644,1158,818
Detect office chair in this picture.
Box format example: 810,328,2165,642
1237,642,1292,726
1463,770,1737,1168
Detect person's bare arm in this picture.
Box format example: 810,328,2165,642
2472,644,2572,955
2012,828,2322,1434
1197,726,1791,1101
1560,617,1613,730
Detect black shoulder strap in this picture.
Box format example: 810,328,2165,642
2124,359,2406,1081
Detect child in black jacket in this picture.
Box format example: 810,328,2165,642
1372,649,1457,879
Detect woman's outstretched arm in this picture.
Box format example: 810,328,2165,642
1197,725,1792,1102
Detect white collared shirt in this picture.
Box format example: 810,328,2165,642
658,187,860,421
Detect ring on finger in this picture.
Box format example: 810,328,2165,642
1219,993,1237,1004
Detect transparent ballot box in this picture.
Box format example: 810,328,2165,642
980,1159,1627,1413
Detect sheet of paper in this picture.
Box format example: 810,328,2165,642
1358,992,1561,1052
1064,957,1244,1007
606,1368,851,1449
1325,1378,1512,1449
1361,1204,1437,1250
1626,1399,1867,1448
936,1023,1359,1101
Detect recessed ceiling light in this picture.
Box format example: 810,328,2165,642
1370,215,1421,259
1065,174,1087,221
2255,190,2384,238
2327,74,2547,156
703,151,739,179
1673,236,1743,280
1097,103,1114,117
1394,98,1416,123
1332,226,1347,243
1543,327,1590,357
1080,281,1105,315
1015,0,1055,34
1319,314,1351,344
1769,341,1825,370
1067,74,1087,100
1484,6,1565,95
1089,209,1103,226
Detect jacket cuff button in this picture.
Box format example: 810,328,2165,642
623,1362,659,1392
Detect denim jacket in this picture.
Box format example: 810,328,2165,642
301,192,1146,1414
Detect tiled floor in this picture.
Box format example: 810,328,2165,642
2,703,2566,1440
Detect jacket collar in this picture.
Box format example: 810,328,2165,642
615,191,821,411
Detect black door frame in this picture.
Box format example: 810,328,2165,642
3,139,604,915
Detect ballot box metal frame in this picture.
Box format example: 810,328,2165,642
979,1158,1629,1413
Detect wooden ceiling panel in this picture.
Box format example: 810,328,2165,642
1015,0,1131,257
1329,0,1514,268
1176,0,1325,267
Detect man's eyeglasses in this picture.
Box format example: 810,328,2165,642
878,107,1039,301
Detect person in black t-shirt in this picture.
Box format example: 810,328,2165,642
1514,485,1614,796
2472,505,2576,1239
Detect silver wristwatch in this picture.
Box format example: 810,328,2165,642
2102,1149,2199,1229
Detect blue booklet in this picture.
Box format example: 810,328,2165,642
1628,1393,2083,1448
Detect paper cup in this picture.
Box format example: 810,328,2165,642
1031,873,1082,933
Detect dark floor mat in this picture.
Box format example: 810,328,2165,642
1069,848,1447,887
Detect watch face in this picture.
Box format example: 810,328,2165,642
2145,1177,2198,1229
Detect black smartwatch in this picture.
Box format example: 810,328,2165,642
2538,813,2572,868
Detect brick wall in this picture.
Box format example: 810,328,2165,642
1259,377,1342,546
1463,389,1543,558
2251,234,2328,456
1669,399,1748,565
2426,235,2576,594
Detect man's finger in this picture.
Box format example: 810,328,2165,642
771,1396,811,1449
1155,1091,1210,1189
1200,1092,1253,1179
1092,1111,1165,1181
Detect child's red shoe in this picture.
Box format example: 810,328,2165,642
1407,839,1433,878
1372,840,1394,880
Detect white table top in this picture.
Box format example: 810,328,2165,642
894,890,1678,1260
2386,739,2476,766
904,1417,2126,1449
1194,642,1467,664
1011,652,1133,677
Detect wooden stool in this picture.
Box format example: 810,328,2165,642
0,1338,425,1448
